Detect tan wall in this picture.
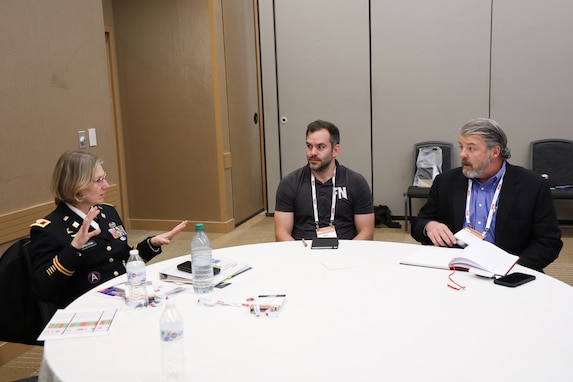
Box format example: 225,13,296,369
1,0,238,249
0,0,119,231
0,1,234,353
110,0,233,230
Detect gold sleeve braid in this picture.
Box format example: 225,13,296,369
48,256,74,277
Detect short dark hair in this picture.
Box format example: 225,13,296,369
306,120,340,148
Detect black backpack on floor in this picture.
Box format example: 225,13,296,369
374,205,401,229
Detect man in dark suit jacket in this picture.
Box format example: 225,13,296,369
411,118,562,272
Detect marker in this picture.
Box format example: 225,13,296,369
252,304,261,317
301,238,308,247
198,297,249,307
250,294,286,310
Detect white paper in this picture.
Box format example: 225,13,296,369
38,308,119,341
454,228,484,248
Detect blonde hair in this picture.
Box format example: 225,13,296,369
51,150,103,204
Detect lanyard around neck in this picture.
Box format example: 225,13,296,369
311,168,337,229
464,170,505,237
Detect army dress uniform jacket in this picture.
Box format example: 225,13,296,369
29,203,161,308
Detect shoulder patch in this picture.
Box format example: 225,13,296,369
30,218,51,228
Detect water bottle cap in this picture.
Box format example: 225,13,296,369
129,249,139,256
195,223,205,231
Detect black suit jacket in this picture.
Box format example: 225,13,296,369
411,162,562,271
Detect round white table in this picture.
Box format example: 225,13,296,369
39,240,573,381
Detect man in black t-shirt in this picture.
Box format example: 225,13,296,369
274,120,374,241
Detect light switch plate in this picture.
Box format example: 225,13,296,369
88,128,97,147
78,131,86,149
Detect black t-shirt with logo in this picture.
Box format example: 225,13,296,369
275,162,373,240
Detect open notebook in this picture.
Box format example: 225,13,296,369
400,239,519,278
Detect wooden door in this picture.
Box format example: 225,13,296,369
223,0,264,224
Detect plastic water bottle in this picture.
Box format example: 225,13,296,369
125,249,148,308
160,299,185,380
190,223,214,293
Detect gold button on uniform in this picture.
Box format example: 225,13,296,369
108,258,114,263
106,246,112,252
113,271,119,277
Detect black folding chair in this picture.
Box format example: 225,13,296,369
404,141,453,232
530,139,573,200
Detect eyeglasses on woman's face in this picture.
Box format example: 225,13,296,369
92,172,107,186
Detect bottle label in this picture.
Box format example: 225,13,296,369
127,270,145,282
161,329,184,342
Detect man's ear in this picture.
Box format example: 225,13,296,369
492,145,501,158
332,143,341,157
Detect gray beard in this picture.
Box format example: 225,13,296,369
462,168,480,178
462,153,492,179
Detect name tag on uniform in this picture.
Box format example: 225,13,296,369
82,240,97,250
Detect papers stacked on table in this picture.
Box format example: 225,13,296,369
159,257,250,286
38,308,119,341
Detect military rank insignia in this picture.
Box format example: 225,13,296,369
30,218,51,228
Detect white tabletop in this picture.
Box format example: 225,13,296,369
40,240,573,381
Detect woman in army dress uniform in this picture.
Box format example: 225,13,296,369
29,150,187,308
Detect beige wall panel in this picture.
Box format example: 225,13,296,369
0,0,117,216
490,0,573,219
371,0,491,215
112,0,223,223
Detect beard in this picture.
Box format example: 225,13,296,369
308,156,333,174
462,151,492,179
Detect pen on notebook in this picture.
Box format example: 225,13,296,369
216,267,253,285
301,238,308,247
164,286,186,296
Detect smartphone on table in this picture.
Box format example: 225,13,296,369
494,272,536,287
177,260,221,275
